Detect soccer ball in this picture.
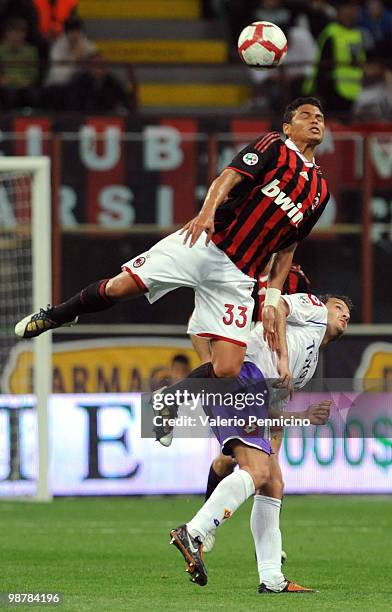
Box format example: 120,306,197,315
238,21,288,69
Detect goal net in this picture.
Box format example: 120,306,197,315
0,158,52,501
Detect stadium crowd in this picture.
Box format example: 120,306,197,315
0,0,137,113
0,0,390,120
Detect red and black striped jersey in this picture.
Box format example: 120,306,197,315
212,132,329,279
251,263,311,322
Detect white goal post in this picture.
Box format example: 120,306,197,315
0,157,52,501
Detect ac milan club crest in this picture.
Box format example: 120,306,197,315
133,256,146,268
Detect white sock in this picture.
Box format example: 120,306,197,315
187,469,255,541
250,495,286,591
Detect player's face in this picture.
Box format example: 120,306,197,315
326,298,350,339
283,104,325,146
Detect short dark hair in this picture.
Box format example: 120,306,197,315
171,353,190,367
318,294,354,312
283,97,324,124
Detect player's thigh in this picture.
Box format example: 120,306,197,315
121,230,208,302
190,333,211,363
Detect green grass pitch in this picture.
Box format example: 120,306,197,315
1,496,391,611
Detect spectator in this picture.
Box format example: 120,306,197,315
46,17,95,86
358,0,392,49
67,52,137,114
352,51,392,121
170,354,191,384
0,18,39,108
33,0,78,39
0,1,44,50
304,1,366,118
295,1,336,40
252,0,291,28
0,1,49,84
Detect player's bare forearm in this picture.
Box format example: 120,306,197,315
268,243,297,290
181,169,243,246
276,299,289,358
273,299,292,393
200,169,243,214
269,400,332,426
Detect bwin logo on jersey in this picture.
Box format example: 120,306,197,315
261,179,303,226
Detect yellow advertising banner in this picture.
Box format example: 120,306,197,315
355,342,392,391
4,338,199,394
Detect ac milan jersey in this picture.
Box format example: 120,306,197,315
212,133,329,278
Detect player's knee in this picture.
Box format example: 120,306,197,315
212,360,242,378
275,474,284,498
259,474,284,498
105,273,141,300
246,464,270,490
105,276,122,299
213,455,235,478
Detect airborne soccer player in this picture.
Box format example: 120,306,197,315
15,97,328,417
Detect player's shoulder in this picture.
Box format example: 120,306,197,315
286,292,327,309
229,132,283,175
252,131,283,153
294,292,326,304
283,293,328,324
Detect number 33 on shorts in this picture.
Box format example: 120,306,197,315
222,304,248,328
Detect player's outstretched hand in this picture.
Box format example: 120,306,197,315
262,305,278,350
305,400,332,425
180,213,215,247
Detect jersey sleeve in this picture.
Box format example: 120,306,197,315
226,132,281,181
282,293,328,326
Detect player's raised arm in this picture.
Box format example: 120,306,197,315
181,169,243,247
263,243,297,349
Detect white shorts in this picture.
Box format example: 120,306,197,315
122,230,255,347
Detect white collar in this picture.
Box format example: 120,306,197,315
285,138,315,167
